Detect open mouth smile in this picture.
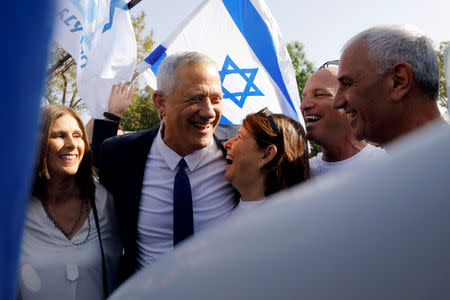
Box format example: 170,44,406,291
304,115,321,124
192,122,213,130
225,154,233,165
59,154,78,163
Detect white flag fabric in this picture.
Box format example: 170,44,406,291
53,0,137,118
137,0,301,125
444,46,450,105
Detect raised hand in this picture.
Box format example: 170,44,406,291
107,82,135,117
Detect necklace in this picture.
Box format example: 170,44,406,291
70,211,91,246
41,197,91,246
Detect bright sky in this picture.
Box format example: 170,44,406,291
131,0,449,67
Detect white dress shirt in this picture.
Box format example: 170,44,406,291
19,183,121,300
136,126,235,268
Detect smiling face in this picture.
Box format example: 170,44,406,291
46,114,85,179
301,67,352,146
155,62,223,156
332,41,391,143
224,125,265,191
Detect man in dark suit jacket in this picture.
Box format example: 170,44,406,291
93,52,238,283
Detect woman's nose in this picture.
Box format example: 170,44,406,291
224,137,235,150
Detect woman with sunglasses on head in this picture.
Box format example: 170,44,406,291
224,108,310,217
18,104,120,300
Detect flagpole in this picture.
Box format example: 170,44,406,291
48,57,75,80
46,53,71,77
128,0,142,10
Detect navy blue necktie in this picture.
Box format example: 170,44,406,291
173,158,194,246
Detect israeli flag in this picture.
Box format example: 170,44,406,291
52,0,137,118
136,0,301,125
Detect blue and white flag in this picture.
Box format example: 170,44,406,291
53,0,137,118
136,0,301,125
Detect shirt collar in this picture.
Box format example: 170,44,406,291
156,124,218,172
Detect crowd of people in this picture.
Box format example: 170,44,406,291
18,24,446,299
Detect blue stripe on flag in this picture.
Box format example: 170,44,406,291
144,44,168,76
222,0,296,114
219,114,233,125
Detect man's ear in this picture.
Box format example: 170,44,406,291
259,144,278,169
153,90,166,117
388,61,413,102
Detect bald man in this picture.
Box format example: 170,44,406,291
301,65,383,176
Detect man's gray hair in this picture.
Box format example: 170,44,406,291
343,24,439,100
156,51,217,95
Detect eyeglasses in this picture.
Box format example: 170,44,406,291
259,108,281,136
318,59,339,70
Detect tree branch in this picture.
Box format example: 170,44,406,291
69,90,78,108
48,58,75,81
73,98,83,108
61,72,67,106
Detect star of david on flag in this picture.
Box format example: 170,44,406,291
135,0,302,126
220,55,264,108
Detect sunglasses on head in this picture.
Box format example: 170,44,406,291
258,108,281,136
318,59,339,70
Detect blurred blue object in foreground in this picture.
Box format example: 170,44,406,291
0,2,53,300
110,121,450,299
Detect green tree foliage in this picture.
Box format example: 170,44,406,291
120,11,161,131
121,86,160,131
286,41,315,97
436,41,450,112
286,41,320,157
132,11,155,62
308,142,322,158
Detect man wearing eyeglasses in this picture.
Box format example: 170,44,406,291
301,63,383,176
332,25,442,145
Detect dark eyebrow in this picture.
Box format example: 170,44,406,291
304,88,331,96
51,129,82,135
188,91,223,99
51,130,65,135
337,75,351,83
188,92,205,97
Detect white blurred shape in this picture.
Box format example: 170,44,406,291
21,264,41,293
110,120,450,299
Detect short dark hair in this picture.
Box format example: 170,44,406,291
243,109,310,197
33,104,95,201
